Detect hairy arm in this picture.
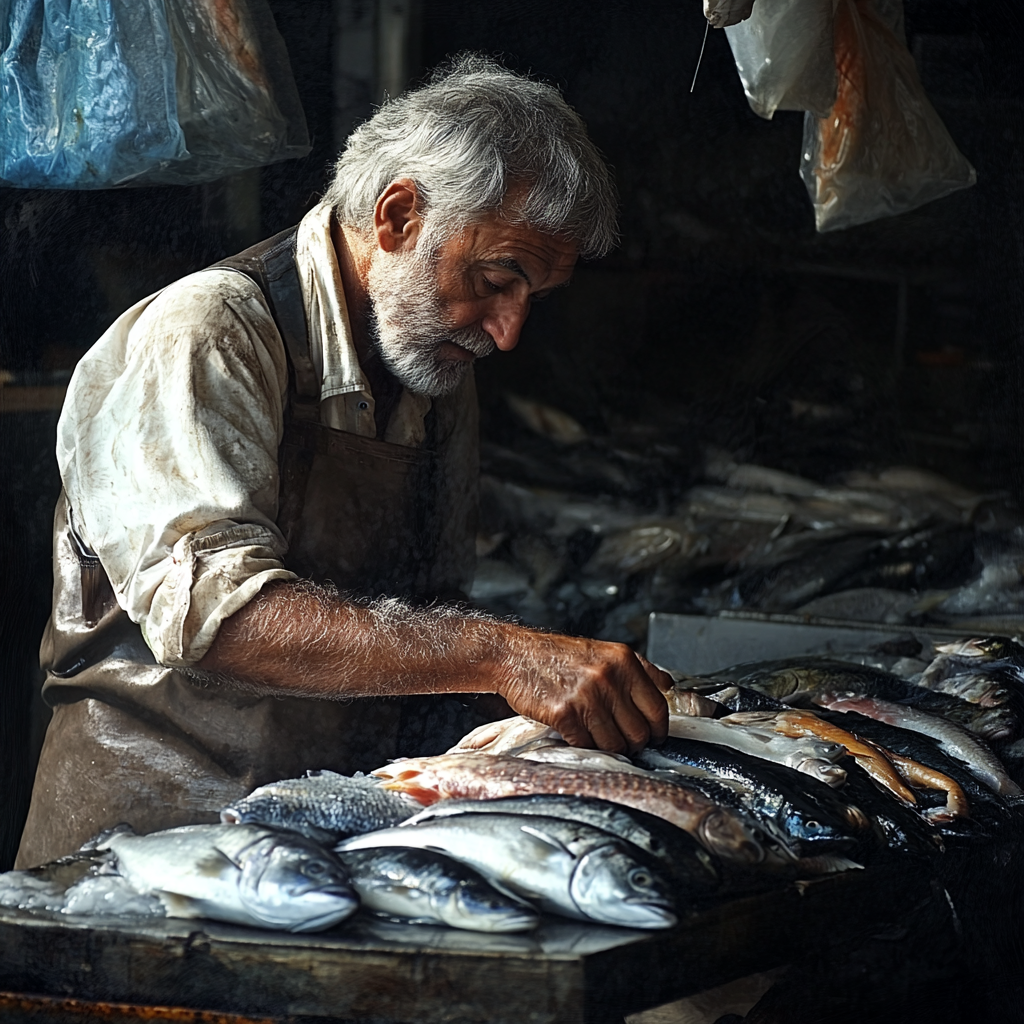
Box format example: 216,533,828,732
197,579,670,753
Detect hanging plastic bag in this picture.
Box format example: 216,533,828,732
0,0,308,189
800,0,976,232
725,0,837,119
0,0,185,188
704,0,756,29
142,0,309,185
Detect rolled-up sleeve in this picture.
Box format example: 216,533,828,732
57,269,298,666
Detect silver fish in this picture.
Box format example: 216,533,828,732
338,814,677,929
401,795,721,895
667,714,848,788
220,771,416,842
338,847,537,932
515,746,651,775
98,824,358,932
449,716,563,756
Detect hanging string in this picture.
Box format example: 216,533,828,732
690,20,711,93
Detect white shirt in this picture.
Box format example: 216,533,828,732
57,202,439,667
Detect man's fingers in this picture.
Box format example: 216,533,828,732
587,714,632,756
610,697,656,754
637,654,674,692
630,657,670,744
555,712,597,751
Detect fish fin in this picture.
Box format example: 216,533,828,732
79,823,135,852
154,891,204,918
519,823,571,854
381,780,440,806
204,846,245,873
796,855,864,875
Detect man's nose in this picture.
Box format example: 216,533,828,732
482,295,531,352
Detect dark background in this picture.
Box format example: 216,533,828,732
0,0,1021,869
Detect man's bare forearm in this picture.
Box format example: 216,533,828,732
196,579,518,698
196,578,674,754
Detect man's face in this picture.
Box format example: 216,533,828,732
366,211,578,397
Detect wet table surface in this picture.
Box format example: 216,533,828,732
0,864,923,1024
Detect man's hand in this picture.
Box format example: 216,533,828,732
495,633,672,755
197,580,672,755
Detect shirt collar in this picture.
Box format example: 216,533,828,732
293,202,433,444
294,202,373,402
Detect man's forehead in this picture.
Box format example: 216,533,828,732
457,213,578,275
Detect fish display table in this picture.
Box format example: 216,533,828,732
0,864,924,1024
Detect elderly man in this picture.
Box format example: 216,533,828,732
17,56,671,867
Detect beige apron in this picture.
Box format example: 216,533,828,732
16,228,477,867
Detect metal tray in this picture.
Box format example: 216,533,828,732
645,610,975,676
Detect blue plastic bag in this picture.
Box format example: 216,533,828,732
0,0,185,188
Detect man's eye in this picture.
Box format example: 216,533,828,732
483,278,503,293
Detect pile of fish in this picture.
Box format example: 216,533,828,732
6,635,1021,936
472,399,1024,645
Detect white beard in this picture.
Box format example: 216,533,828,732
366,244,495,397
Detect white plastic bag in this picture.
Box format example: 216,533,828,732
800,0,976,232
725,0,837,119
140,0,309,185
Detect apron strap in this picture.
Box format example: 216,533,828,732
213,227,319,399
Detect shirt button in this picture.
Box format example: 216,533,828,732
358,401,369,410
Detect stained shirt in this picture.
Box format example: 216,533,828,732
56,202,451,667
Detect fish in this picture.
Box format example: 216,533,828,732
636,737,867,857
930,636,1024,679
629,764,801,864
400,794,721,896
918,637,1024,709
665,713,848,788
95,824,358,932
705,685,791,714
338,814,677,929
449,716,563,756
371,753,770,865
811,708,995,835
220,771,416,842
722,658,1020,742
810,709,1008,821
515,746,652,775
336,847,538,932
727,710,917,806
865,745,970,822
920,672,1016,709
815,692,1023,800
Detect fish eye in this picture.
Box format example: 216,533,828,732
303,860,330,878
806,820,820,830
629,868,653,889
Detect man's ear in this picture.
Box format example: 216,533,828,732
374,178,423,253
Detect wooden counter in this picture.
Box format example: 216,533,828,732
0,864,924,1024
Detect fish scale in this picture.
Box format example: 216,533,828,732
220,771,415,841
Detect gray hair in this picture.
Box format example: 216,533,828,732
325,54,618,259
